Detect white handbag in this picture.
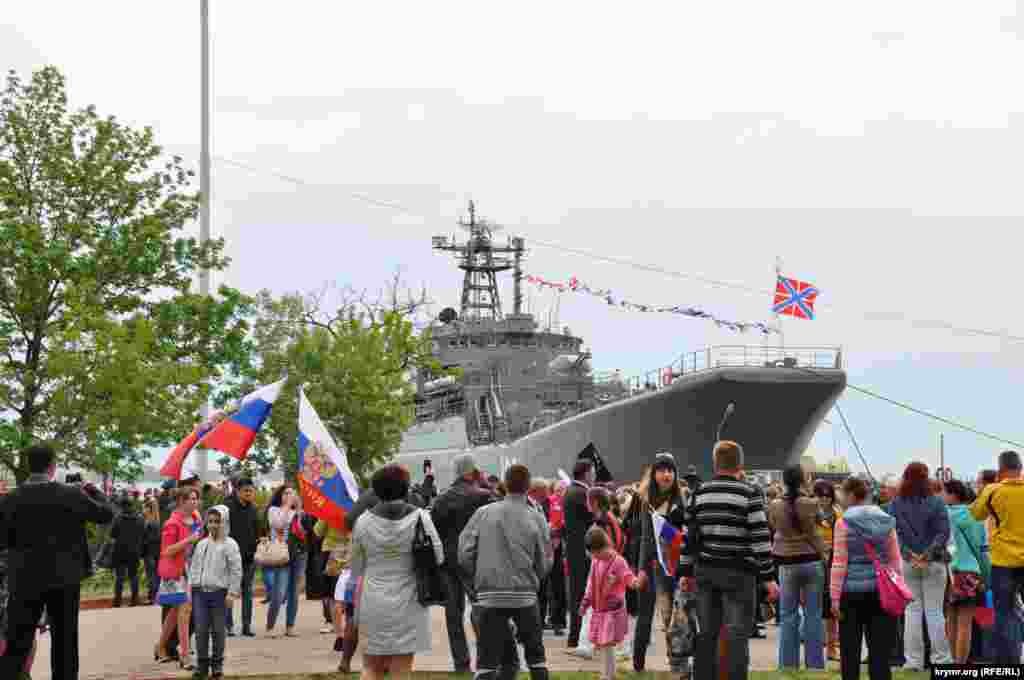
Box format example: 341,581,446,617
254,537,290,568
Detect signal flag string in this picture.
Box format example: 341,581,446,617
212,155,1024,344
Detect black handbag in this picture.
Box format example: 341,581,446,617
411,510,446,607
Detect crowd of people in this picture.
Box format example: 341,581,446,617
4,441,1024,680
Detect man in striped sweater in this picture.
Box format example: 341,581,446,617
679,441,778,680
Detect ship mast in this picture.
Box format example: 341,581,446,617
432,201,526,321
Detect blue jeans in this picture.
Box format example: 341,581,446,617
267,556,305,630
262,564,274,597
778,561,825,669
990,566,1024,664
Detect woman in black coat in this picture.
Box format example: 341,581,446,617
141,498,163,604
110,497,146,607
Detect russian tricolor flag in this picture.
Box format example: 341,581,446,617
200,379,286,461
651,512,685,577
159,418,219,480
297,386,360,532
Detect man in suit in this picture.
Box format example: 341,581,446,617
0,444,114,679
563,458,595,648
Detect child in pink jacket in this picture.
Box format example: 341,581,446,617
580,526,640,680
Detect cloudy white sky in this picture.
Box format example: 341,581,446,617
6,1,1024,477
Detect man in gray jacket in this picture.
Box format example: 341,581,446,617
459,464,552,680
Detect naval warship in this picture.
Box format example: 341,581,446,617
396,203,847,487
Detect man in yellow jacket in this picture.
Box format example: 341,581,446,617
969,450,1024,665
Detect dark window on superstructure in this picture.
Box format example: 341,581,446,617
448,339,458,348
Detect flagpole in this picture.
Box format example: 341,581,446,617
197,0,212,482
775,256,785,353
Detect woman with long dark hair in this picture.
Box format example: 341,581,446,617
265,484,306,638
813,479,842,661
768,464,827,670
887,462,951,669
631,454,688,672
944,479,988,663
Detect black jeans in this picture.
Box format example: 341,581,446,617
474,604,547,680
226,559,256,632
839,590,896,680
194,588,228,673
0,583,80,680
113,558,140,604
567,552,591,645
143,555,159,603
547,544,567,628
442,568,473,671
694,565,756,680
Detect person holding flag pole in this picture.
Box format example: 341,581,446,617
295,385,362,671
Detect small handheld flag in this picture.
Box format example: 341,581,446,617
297,386,361,532
651,512,685,577
200,378,286,460
773,275,820,320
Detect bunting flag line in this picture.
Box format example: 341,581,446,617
525,273,777,334
297,386,361,532
651,512,685,577
201,378,286,461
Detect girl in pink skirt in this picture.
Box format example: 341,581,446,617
580,526,640,680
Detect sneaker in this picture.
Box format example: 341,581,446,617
320,624,334,634
226,629,236,638
567,647,594,660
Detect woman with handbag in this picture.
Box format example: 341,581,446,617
887,462,952,669
943,479,989,663
263,484,306,638
349,464,443,680
768,464,828,671
830,476,905,680
154,487,201,670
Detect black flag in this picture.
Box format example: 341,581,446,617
578,442,612,483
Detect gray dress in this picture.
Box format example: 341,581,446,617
351,503,444,656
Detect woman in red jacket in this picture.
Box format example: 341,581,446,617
154,487,201,670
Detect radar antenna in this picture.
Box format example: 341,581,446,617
431,201,526,321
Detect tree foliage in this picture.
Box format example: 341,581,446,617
240,275,455,480
0,66,254,482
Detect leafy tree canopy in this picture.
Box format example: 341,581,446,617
0,66,254,482
229,277,457,481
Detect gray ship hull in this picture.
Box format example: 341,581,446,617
397,365,846,487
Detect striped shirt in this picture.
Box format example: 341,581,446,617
679,475,773,581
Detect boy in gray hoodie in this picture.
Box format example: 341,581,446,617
189,506,242,679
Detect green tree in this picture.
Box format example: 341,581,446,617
0,66,254,482
243,278,455,480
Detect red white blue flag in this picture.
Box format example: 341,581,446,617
651,512,685,577
297,386,360,533
200,379,286,461
773,275,820,320
160,420,217,480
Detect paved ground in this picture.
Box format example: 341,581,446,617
33,600,795,680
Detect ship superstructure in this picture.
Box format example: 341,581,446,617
400,203,846,485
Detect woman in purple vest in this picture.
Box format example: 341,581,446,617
829,476,904,680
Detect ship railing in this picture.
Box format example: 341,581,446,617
592,345,843,396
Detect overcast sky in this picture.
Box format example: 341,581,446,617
6,1,1024,478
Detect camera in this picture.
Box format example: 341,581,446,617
65,473,84,485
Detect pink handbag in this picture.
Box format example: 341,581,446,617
863,540,913,617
